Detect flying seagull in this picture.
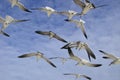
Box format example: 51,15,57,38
73,0,107,16
0,15,29,37
61,41,96,61
18,51,56,68
64,73,91,80
67,48,101,67
31,6,57,17
35,30,68,43
49,57,68,64
57,10,80,19
9,0,32,13
65,19,87,39
99,50,120,66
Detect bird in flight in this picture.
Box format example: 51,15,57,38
73,0,107,16
65,19,87,39
18,51,57,68
49,57,68,64
99,50,120,66
56,10,80,19
0,15,29,37
35,30,68,43
64,73,91,80
61,41,96,61
67,48,101,67
9,0,32,13
31,6,57,17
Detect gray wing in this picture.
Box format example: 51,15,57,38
99,50,117,60
67,47,75,57
81,75,91,80
73,0,85,9
53,34,68,43
0,16,4,23
84,62,102,67
57,11,69,15
18,53,36,58
61,42,78,49
64,73,77,76
35,31,50,35
79,22,87,39
42,56,57,68
13,19,30,23
17,2,32,13
84,43,96,61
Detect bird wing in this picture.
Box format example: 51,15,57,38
64,73,77,76
81,75,91,80
73,0,85,9
99,50,117,60
57,11,69,15
67,47,75,57
0,16,4,23
85,0,91,3
16,2,32,13
42,56,57,68
0,30,10,37
13,19,30,23
84,43,96,61
79,21,87,39
53,34,68,43
95,4,108,8
18,53,36,58
35,31,50,35
81,59,102,67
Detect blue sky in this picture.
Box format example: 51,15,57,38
0,0,120,80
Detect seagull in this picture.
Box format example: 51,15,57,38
61,41,96,61
67,48,102,67
18,51,57,68
9,0,32,13
0,15,29,37
57,10,80,19
49,57,68,64
73,0,107,16
64,19,87,39
99,50,120,66
31,6,57,17
64,73,91,80
35,30,68,43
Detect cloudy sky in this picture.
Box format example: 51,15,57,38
0,0,120,80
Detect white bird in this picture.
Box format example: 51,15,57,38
49,57,68,64
64,73,91,80
65,19,87,39
35,30,68,43
99,50,120,66
61,41,96,61
57,10,80,19
0,15,29,37
9,0,32,13
73,0,107,16
18,51,57,68
67,48,102,67
32,6,57,17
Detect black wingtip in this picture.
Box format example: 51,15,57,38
18,55,26,58
1,31,10,37
99,50,104,53
64,19,70,21
94,64,102,67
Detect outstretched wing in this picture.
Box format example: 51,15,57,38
17,2,32,13
35,31,50,35
84,43,96,61
42,56,57,68
73,0,85,9
67,47,75,57
99,50,117,60
53,34,68,43
79,21,87,39
81,75,91,80
18,53,36,58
